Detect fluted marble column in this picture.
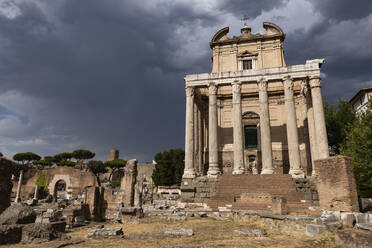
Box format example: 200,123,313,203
258,78,274,174
283,76,304,178
232,81,244,174
207,83,220,176
309,76,329,159
183,86,196,179
303,79,317,175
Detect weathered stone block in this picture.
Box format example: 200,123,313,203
341,213,356,227
0,204,36,225
272,196,288,215
356,223,372,232
164,228,193,237
305,224,326,237
87,227,123,238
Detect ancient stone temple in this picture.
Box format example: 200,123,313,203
181,22,359,213
183,22,328,179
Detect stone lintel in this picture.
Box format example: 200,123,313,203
184,61,324,87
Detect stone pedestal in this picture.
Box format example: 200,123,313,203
314,156,359,212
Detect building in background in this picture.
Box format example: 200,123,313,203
349,86,372,115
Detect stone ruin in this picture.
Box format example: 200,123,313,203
0,155,150,245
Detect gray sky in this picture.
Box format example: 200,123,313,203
0,0,371,162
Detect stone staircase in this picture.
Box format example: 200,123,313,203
207,174,315,215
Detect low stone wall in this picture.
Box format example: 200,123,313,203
314,156,359,212
181,176,218,203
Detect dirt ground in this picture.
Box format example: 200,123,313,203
5,215,338,248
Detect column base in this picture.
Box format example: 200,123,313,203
182,169,196,179
289,169,305,178
14,197,21,203
261,169,274,174
232,169,244,175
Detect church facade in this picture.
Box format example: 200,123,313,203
182,22,329,179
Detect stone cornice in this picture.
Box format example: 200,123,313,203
185,59,324,87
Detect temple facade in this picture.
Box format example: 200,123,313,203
182,22,329,179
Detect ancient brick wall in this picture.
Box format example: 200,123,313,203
314,156,359,212
13,166,97,199
0,158,12,214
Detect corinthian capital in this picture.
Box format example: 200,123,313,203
232,81,241,94
257,78,268,92
309,76,321,88
208,83,217,95
283,76,293,91
185,86,194,97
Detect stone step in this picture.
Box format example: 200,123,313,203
206,174,311,214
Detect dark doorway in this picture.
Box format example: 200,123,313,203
244,125,258,149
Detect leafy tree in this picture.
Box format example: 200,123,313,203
324,99,356,154
72,149,95,164
152,148,185,186
104,159,126,181
87,160,108,186
33,160,53,166
0,152,3,157
341,99,372,197
54,152,73,162
57,160,76,167
36,170,48,190
13,152,41,165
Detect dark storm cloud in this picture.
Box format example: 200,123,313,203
310,0,372,21
217,0,289,18
0,0,371,160
0,0,219,160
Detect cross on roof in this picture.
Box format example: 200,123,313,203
241,15,249,26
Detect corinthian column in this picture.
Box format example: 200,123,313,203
183,86,196,179
309,76,329,159
302,79,317,175
232,81,244,174
207,83,220,176
283,76,304,178
258,78,274,174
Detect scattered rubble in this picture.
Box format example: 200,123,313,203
335,229,372,248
